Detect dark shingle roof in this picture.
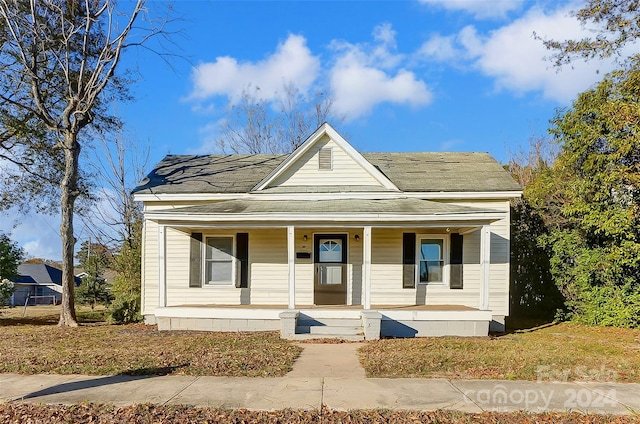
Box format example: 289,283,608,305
13,264,81,287
133,152,519,195
133,154,285,195
364,152,520,192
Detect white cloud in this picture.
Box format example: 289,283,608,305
190,34,320,102
188,24,432,124
418,4,627,103
417,33,459,63
419,0,522,19
329,24,432,119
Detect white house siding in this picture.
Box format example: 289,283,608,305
162,228,289,306
368,211,510,314
247,229,288,304
367,227,484,307
294,229,314,305
142,219,159,317
449,200,510,317
269,136,382,187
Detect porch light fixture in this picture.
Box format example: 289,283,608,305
303,235,308,241
354,234,360,241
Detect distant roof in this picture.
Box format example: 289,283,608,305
133,152,519,195
13,264,81,287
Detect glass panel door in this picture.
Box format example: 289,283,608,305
314,234,347,305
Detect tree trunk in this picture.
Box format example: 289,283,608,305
58,131,80,327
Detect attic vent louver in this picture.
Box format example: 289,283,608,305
319,147,332,170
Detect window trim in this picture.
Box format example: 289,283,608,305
203,234,236,286
416,234,449,286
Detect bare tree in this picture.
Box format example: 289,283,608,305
82,131,149,248
218,83,342,154
507,134,559,190
0,1,171,326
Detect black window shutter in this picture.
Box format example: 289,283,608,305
236,233,249,288
450,233,464,289
402,233,416,289
189,232,203,288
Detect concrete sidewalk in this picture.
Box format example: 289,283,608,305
1,373,639,414
0,343,638,414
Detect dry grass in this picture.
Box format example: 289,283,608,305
0,404,638,424
0,305,301,377
359,322,640,382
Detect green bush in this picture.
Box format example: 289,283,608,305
108,294,141,323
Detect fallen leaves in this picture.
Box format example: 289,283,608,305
0,404,638,424
359,323,640,382
0,323,302,377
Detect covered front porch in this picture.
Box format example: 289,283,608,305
145,198,507,339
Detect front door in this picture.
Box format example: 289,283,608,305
314,234,347,305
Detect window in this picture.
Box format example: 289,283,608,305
205,236,234,285
418,236,447,284
190,232,248,288
319,239,342,262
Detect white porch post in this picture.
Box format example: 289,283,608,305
479,224,491,310
363,226,372,309
158,224,167,308
287,226,295,309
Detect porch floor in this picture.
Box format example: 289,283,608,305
169,304,478,311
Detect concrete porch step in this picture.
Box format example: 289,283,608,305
290,333,365,341
297,318,362,327
306,325,363,336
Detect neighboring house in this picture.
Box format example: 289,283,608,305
133,123,521,339
74,269,118,286
11,264,81,306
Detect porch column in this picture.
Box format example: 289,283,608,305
158,224,167,308
363,226,372,309
479,224,491,310
287,226,295,309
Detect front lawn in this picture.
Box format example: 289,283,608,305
0,404,637,424
359,322,640,382
0,306,301,377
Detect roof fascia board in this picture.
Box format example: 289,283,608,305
134,190,522,203
251,123,399,191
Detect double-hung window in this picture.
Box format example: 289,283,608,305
205,236,234,285
418,236,447,284
403,232,462,289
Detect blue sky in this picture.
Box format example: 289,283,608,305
1,0,625,260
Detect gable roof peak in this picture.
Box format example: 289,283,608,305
252,123,399,191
